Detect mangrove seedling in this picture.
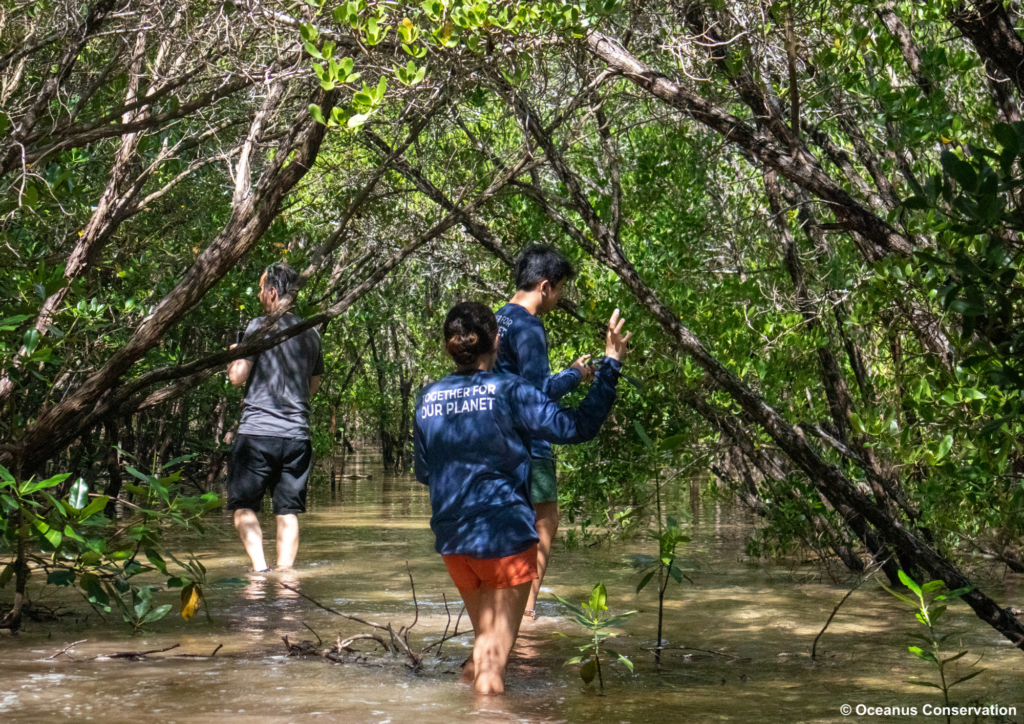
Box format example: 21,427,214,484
553,582,638,692
111,584,172,634
631,515,693,666
629,421,695,666
883,570,984,721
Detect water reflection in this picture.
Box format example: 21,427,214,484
0,447,1021,723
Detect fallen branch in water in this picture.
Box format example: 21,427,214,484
91,644,181,661
47,639,87,660
49,640,223,661
280,581,423,670
173,644,223,658
420,605,468,655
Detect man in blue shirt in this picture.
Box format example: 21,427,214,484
493,245,594,619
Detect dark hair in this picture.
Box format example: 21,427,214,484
263,262,299,297
444,302,498,367
514,245,574,291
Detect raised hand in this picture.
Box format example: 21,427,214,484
570,354,594,382
604,309,632,362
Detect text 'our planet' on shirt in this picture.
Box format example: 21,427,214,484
419,384,498,418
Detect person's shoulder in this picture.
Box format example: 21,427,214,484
418,375,452,398
500,303,541,329
246,316,265,332
486,371,533,396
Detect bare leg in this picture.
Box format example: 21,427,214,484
458,586,483,684
469,581,532,695
233,509,268,571
525,502,559,615
276,514,299,568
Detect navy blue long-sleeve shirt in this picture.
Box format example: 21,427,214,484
494,303,581,460
414,358,622,559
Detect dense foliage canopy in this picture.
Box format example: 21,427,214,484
1,0,1023,648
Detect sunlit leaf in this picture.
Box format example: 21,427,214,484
181,583,202,620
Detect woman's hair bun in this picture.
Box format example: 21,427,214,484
444,302,498,367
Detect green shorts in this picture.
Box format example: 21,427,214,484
530,458,558,505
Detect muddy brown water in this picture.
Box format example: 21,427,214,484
1,450,1022,723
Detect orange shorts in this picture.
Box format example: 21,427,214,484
442,544,539,594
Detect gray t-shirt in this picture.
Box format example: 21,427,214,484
237,313,324,439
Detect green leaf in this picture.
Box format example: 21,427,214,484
994,122,1020,155
551,592,585,616
563,655,584,665
615,652,634,672
0,564,14,589
907,681,943,689
580,657,598,684
347,113,369,128
936,434,953,462
636,570,655,594
145,604,173,623
299,21,319,42
633,420,653,448
941,150,978,192
20,473,70,495
308,103,326,126
604,611,639,627
881,584,918,607
921,580,945,594
124,466,152,483
68,478,89,509
949,669,985,687
941,650,967,664
77,495,109,521
908,646,937,663
660,434,685,452
145,548,169,574
898,570,922,597
33,518,62,548
588,582,607,612
80,573,109,606
303,40,323,59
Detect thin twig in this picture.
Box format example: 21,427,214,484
91,644,180,660
279,583,387,631
421,605,469,653
303,622,323,646
336,633,389,652
812,571,876,659
280,582,422,670
438,592,452,657
173,643,224,658
405,561,419,635
47,639,86,660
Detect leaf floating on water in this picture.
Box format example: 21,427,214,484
181,583,201,621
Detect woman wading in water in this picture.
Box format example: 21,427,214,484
414,301,630,694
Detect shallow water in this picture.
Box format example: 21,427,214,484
2,450,1022,723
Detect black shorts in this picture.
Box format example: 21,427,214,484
226,434,312,515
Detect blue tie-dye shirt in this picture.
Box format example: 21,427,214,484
414,359,622,559
493,303,582,460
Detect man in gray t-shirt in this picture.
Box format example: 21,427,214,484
226,262,324,572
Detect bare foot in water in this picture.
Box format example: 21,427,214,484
459,656,475,685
